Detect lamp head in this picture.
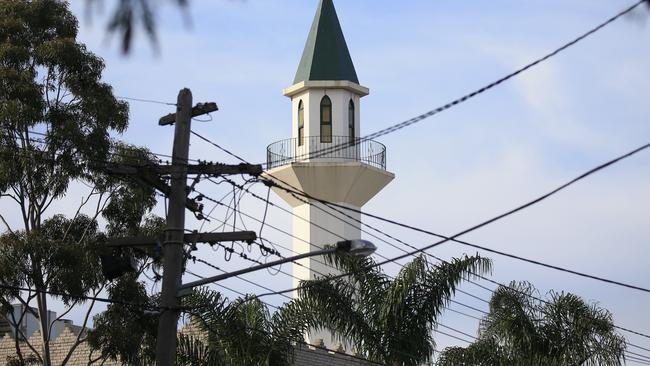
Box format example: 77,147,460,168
335,240,376,257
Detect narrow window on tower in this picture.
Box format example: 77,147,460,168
320,95,332,143
298,100,305,146
348,99,355,145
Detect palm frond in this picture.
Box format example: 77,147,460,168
176,334,225,366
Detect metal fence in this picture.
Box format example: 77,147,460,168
266,136,387,170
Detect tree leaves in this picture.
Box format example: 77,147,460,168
185,288,304,366
87,274,158,365
0,214,105,305
438,281,627,366
0,3,157,364
92,0,184,54
295,253,492,366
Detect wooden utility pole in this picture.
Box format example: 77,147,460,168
101,88,262,365
155,88,193,366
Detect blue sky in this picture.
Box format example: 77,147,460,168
7,0,650,359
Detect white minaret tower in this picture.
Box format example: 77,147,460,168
264,0,394,346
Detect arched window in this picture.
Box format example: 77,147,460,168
320,96,332,143
348,99,355,144
298,100,305,146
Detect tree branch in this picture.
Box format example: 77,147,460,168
2,312,43,363
0,213,15,235
60,285,104,366
1,191,22,205
62,186,97,242
7,310,26,365
47,300,78,340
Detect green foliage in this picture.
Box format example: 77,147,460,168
437,281,627,366
6,354,41,366
0,0,128,214
86,0,188,53
185,288,308,366
0,2,160,364
87,286,305,366
87,274,158,365
96,142,159,238
295,253,492,366
176,333,225,366
0,214,105,306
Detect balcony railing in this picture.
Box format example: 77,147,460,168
266,136,387,170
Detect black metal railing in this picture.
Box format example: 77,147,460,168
266,136,387,170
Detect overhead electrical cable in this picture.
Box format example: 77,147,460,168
186,271,442,366
221,142,650,339
191,196,494,328
259,0,647,163
190,130,650,340
191,183,650,353
265,141,650,294
0,283,157,310
217,176,494,302
116,95,176,106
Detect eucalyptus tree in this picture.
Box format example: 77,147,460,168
294,253,492,366
0,1,159,364
437,281,627,366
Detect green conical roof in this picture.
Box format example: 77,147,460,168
293,0,359,84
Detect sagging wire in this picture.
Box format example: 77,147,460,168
258,185,283,275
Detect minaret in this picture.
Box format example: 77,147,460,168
264,0,394,345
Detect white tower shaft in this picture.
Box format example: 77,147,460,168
263,0,395,349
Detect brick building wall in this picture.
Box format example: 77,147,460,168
0,323,374,366
0,326,120,366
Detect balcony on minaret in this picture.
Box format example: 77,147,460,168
266,136,387,171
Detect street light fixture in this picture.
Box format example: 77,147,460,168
176,239,376,297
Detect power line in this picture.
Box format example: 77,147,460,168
202,199,495,328
265,141,650,294
628,350,650,362
0,283,156,310
218,176,494,302
191,130,249,163
192,192,496,335
256,0,647,164
437,324,478,342
192,132,650,341
433,329,473,345
445,307,483,321
0,128,202,165
242,140,650,339
116,95,176,106
186,271,436,366
631,344,650,354
191,257,293,302
187,247,650,363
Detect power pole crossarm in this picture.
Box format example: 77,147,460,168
159,102,218,126
164,163,263,176
105,231,257,248
101,162,262,178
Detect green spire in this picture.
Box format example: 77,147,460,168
293,0,359,84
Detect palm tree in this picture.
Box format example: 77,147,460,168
183,288,311,366
437,281,627,366
294,253,492,366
